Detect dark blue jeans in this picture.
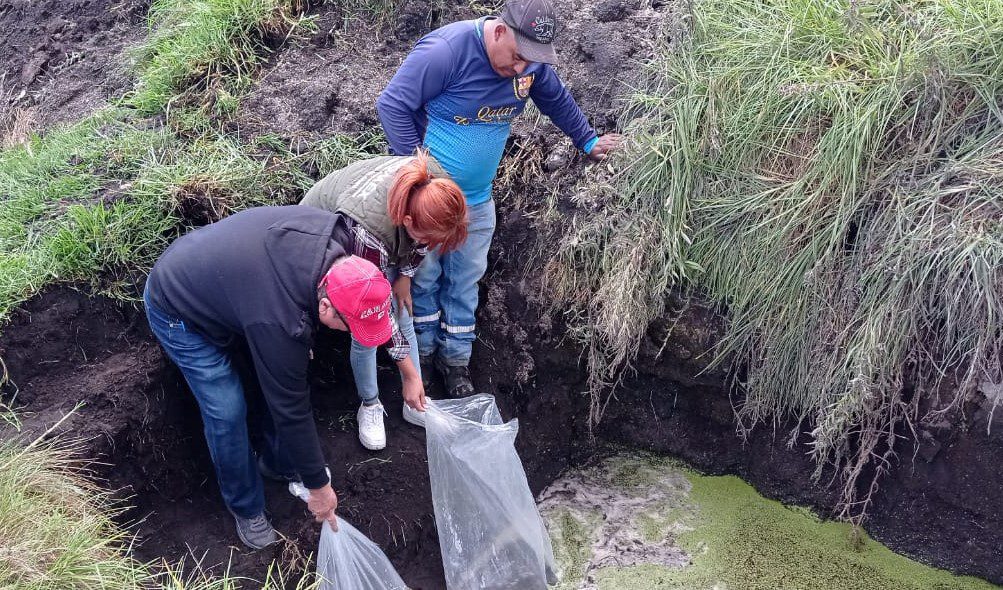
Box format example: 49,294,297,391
144,285,292,519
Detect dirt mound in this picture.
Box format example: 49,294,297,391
237,0,666,142
0,289,165,461
0,0,147,134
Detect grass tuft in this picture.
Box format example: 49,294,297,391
0,440,144,589
0,438,321,589
127,0,313,130
544,0,1003,517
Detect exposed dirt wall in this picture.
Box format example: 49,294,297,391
0,0,147,133
592,295,1003,581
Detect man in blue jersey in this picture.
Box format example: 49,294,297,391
377,0,620,398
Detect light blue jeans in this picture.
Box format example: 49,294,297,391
411,199,496,366
350,267,421,404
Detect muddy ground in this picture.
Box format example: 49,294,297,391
0,0,148,135
1,0,1002,587
0,284,590,588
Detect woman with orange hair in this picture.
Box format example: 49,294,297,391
300,150,467,451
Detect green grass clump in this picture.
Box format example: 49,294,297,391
545,0,1003,516
128,0,311,128
0,442,146,589
0,109,376,320
0,113,174,315
0,438,321,589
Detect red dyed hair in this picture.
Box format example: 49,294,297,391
388,150,468,252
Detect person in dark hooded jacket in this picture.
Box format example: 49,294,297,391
144,205,426,549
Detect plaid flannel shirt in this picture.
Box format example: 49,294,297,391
344,218,427,362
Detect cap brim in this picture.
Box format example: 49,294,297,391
346,313,394,348
512,29,558,64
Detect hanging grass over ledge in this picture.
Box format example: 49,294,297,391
0,112,376,321
0,440,144,589
545,0,1003,518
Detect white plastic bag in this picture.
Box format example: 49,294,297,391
425,394,559,590
290,482,408,590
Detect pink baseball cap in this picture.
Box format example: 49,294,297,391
319,256,393,347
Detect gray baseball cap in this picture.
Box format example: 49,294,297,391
500,0,559,64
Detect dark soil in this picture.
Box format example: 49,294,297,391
0,0,147,133
2,0,1002,587
236,0,669,143
0,283,591,589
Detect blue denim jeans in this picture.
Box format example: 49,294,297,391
144,284,277,519
411,199,496,366
350,267,421,403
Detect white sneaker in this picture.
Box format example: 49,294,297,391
357,402,387,450
402,402,427,428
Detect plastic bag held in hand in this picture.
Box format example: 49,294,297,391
425,394,559,590
290,482,408,590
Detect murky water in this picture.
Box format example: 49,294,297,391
537,454,999,590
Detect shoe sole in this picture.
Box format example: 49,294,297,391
358,434,386,451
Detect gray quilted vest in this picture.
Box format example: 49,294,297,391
300,155,448,267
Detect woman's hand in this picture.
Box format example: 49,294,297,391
402,374,427,411
393,275,413,317
308,483,339,530
398,358,427,411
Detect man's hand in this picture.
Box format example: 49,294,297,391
308,483,339,530
398,357,427,411
393,275,413,318
586,133,624,162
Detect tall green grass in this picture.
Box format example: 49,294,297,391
545,0,1003,517
0,113,172,315
0,441,145,589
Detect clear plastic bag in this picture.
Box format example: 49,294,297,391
425,394,559,590
289,483,408,590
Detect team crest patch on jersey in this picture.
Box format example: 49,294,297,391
514,73,535,100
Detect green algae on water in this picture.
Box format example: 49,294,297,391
540,454,999,590
648,473,1001,590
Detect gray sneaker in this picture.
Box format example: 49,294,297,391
233,512,279,550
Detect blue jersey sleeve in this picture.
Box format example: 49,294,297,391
529,65,598,152
377,35,456,156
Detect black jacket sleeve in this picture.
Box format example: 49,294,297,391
244,322,329,489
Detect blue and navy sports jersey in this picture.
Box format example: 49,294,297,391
377,18,598,206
